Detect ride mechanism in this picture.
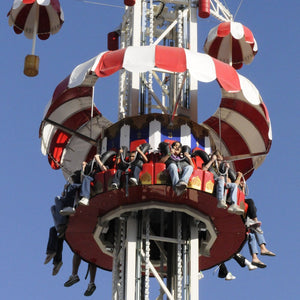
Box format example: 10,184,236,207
37,1,272,299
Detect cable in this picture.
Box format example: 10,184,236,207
75,0,123,9
234,0,244,20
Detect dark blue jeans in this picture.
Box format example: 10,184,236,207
46,226,64,264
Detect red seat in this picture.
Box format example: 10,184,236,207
202,170,214,193
92,171,106,195
193,156,204,169
154,162,168,184
130,139,147,152
188,169,203,190
139,162,154,185
105,169,117,191
237,189,248,213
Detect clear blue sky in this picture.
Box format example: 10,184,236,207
0,1,299,299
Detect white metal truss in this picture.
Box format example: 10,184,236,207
118,1,198,121
118,0,232,122
210,0,233,22
94,203,218,300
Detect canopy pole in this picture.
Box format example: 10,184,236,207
31,2,39,55
218,108,222,152
90,86,95,138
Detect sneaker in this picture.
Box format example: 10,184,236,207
79,197,89,206
245,218,262,228
129,177,138,185
59,207,76,216
217,200,227,209
198,271,204,280
174,186,187,196
227,204,244,215
253,226,263,234
44,252,56,264
64,274,80,287
176,181,187,188
247,263,258,271
225,272,236,281
111,182,118,190
52,261,63,276
84,282,96,296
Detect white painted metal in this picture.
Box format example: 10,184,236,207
108,1,235,299
210,0,233,22
125,217,137,300
98,205,217,300
189,221,199,300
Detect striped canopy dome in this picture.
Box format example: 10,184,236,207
40,45,271,179
8,0,64,40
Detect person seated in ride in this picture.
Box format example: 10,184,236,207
44,226,64,276
77,151,116,206
111,144,149,189
77,160,96,206
202,150,244,214
159,141,194,196
64,253,97,296
236,180,276,267
248,228,276,268
52,171,82,219
239,180,263,233
216,252,259,281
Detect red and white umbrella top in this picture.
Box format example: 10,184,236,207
8,0,64,40
40,46,271,179
204,21,258,70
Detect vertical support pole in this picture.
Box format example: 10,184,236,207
177,213,182,300
189,220,199,300
125,216,137,300
129,1,141,116
188,3,198,122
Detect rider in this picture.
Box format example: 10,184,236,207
160,141,194,196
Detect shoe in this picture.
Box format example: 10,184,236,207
84,282,96,296
217,200,227,209
64,274,80,287
57,224,67,239
52,261,63,276
59,207,76,216
253,226,264,234
44,252,56,264
245,218,262,228
176,181,187,188
225,272,236,280
174,186,187,196
111,183,118,190
261,250,276,256
129,177,138,185
79,197,89,206
247,263,258,271
198,271,204,280
227,204,244,215
252,261,267,268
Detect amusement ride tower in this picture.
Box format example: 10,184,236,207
38,1,272,299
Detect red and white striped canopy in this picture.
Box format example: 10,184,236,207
203,21,258,70
203,75,272,179
8,0,64,40
40,70,112,177
40,45,271,179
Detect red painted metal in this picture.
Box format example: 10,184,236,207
198,0,210,19
124,0,135,7
107,31,119,51
66,185,246,272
